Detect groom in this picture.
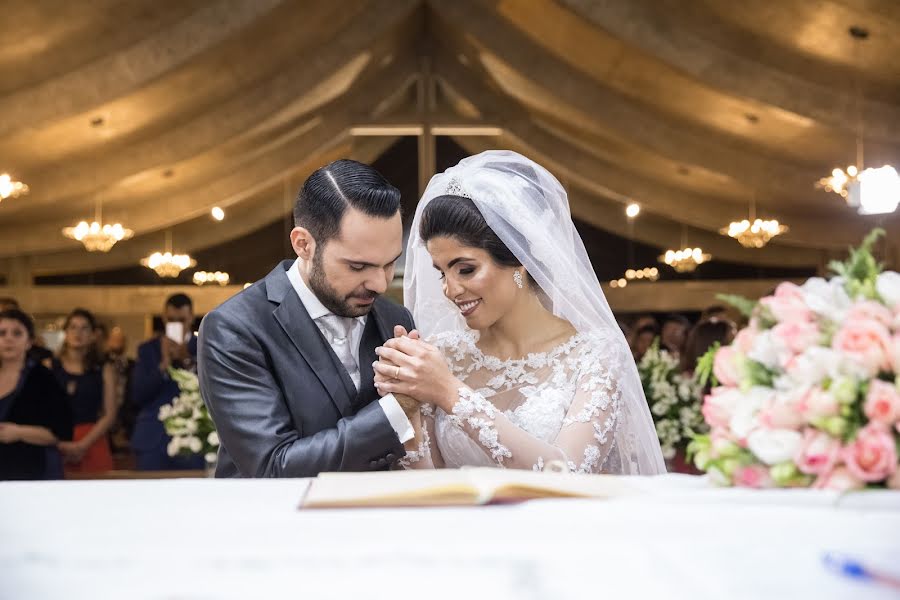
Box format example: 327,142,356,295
198,159,415,477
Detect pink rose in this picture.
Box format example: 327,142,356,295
842,422,898,483
760,283,812,323
847,301,894,327
795,429,842,476
771,321,820,357
733,464,773,489
813,466,865,491
889,334,900,373
758,391,805,429
702,387,742,430
888,466,900,490
798,387,840,422
713,345,741,387
733,327,757,354
864,379,900,426
832,318,892,377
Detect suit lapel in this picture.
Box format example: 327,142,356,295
267,262,354,417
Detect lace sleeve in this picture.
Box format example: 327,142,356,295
398,403,444,469
445,336,623,473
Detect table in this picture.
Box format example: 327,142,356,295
2,475,898,599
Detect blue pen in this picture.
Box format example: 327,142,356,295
823,552,900,591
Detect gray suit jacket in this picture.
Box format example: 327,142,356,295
197,260,414,477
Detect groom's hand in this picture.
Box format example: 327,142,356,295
378,326,422,418
393,325,420,341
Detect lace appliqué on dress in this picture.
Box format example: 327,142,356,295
449,388,512,464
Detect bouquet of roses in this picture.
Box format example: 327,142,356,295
689,230,900,489
158,368,219,464
638,339,707,460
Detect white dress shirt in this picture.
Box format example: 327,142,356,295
286,259,413,444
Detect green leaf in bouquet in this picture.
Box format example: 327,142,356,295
829,228,885,299
694,342,720,389
769,462,813,488
715,293,757,319
686,434,712,470
739,358,774,390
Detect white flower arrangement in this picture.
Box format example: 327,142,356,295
637,339,707,459
158,368,219,463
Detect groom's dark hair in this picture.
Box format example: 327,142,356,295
294,159,401,246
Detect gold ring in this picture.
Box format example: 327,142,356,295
394,366,401,379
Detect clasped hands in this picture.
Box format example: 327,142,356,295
373,326,461,415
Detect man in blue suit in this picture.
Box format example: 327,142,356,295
131,293,204,470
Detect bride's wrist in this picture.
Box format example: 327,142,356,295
435,377,463,413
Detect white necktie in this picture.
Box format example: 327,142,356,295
318,314,359,390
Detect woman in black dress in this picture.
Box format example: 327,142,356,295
0,309,73,480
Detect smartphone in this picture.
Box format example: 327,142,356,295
165,322,184,344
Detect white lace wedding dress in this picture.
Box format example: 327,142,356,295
401,328,631,474
402,150,665,475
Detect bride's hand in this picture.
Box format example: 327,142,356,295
374,337,461,412
374,327,423,420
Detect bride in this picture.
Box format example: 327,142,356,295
373,151,665,475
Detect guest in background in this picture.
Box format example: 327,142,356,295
94,322,109,358
627,314,656,350
0,309,73,480
0,298,54,363
105,326,136,460
52,308,117,474
132,294,203,470
630,323,659,362
680,317,737,376
660,314,690,358
700,305,728,321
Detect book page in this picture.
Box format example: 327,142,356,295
302,468,639,508
465,468,639,502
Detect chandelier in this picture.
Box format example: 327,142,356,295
720,196,788,248
661,226,711,273
0,173,29,201
816,26,899,216
661,247,711,273
141,231,196,278
609,267,659,288
193,271,230,286
62,199,133,252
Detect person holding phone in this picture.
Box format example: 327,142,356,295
131,294,203,471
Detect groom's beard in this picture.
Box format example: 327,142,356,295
309,250,378,318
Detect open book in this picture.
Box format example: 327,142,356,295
300,468,637,508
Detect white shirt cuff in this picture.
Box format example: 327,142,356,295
378,394,415,444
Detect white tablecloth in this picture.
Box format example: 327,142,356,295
2,475,899,600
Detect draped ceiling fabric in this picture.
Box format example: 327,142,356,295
1,0,899,278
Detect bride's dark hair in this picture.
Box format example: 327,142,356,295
419,195,521,266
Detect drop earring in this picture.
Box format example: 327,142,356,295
513,270,524,289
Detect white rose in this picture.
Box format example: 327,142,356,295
784,347,840,387
876,272,900,309
728,386,771,440
748,330,782,369
158,405,172,421
166,438,181,457
801,277,851,323
207,431,219,446
747,429,803,465
204,452,218,464
188,436,202,453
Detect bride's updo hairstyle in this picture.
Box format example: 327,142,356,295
419,195,534,286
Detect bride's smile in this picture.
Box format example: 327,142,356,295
427,235,522,331
455,299,481,316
